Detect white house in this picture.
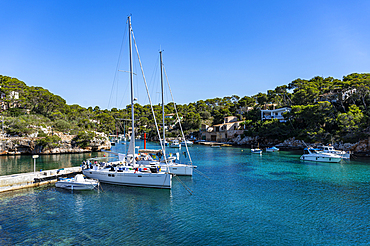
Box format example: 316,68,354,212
261,107,291,122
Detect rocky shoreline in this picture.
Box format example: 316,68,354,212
0,135,111,155
230,136,370,157
2,133,370,158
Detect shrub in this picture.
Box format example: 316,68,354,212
36,135,61,149
72,131,95,148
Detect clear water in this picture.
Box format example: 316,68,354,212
1,142,370,245
0,152,102,176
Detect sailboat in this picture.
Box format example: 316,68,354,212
251,143,262,154
82,16,172,189
136,50,195,176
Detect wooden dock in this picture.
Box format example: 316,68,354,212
0,167,82,193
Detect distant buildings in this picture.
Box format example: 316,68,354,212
201,116,245,142
0,90,20,111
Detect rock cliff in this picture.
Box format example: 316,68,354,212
0,134,111,155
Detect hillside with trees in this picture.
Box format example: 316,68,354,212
1,73,369,148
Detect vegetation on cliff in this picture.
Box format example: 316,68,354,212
1,73,369,144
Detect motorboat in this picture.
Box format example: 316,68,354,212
170,140,181,148
160,139,169,146
266,146,279,152
300,148,342,163
317,145,350,159
55,174,99,190
181,140,193,146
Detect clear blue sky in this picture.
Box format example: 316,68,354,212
1,0,369,109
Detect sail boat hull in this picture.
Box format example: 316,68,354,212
163,164,193,176
82,169,172,189
136,159,194,176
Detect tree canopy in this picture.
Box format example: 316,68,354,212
1,73,370,143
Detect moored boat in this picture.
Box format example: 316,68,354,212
317,145,350,159
55,174,99,190
181,140,193,146
170,140,181,148
266,146,279,152
300,148,342,163
82,16,172,189
251,148,262,154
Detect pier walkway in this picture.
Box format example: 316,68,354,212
0,167,82,193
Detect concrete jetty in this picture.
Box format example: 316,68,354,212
196,141,232,147
0,167,82,193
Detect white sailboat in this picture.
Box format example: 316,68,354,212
251,143,262,154
137,50,194,176
83,16,172,189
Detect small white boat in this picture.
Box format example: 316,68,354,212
251,148,262,154
210,144,220,148
55,174,99,190
266,146,279,152
170,140,181,148
181,140,193,146
160,139,169,146
251,143,262,154
300,148,342,163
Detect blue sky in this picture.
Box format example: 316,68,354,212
1,0,369,109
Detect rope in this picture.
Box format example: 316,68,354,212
108,22,128,109
174,175,193,195
194,168,211,180
96,181,104,192
163,66,192,164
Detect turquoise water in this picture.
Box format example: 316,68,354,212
1,143,370,245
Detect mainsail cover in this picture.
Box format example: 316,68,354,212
127,136,135,156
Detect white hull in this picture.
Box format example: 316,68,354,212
181,142,193,147
251,149,262,154
300,154,342,163
170,144,181,148
161,164,194,176
136,160,194,176
55,175,99,190
83,169,172,189
266,147,279,152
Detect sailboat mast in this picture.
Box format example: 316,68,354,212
160,50,165,151
128,16,136,165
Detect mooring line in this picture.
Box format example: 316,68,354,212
194,168,211,180
175,175,193,195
